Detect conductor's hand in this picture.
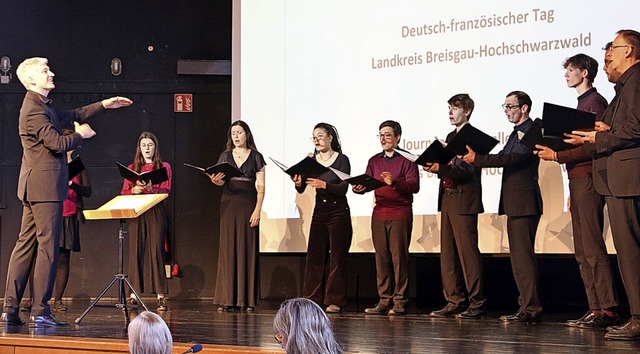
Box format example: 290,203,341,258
101,96,133,109
461,145,476,164
291,174,303,187
306,178,327,190
74,121,96,139
352,184,366,194
535,145,556,161
208,172,225,186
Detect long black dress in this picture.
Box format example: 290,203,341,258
213,150,266,308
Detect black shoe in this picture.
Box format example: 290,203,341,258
19,299,32,312
604,319,640,340
499,311,541,323
1,313,25,326
30,314,68,327
388,304,406,315
217,306,237,312
157,298,168,311
456,308,486,319
364,303,391,315
430,305,465,318
565,311,593,327
577,312,619,329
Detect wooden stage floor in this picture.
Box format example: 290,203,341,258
1,299,639,353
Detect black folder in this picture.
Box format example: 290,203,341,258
414,140,456,165
68,156,85,180
445,124,499,156
533,102,596,151
117,162,168,185
183,162,244,181
270,156,328,179
328,167,387,192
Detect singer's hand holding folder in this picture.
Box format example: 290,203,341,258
270,156,328,179
183,162,243,180
118,162,168,185
521,103,596,151
68,156,85,180
329,167,386,192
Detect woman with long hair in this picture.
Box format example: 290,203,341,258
273,298,345,354
211,120,265,312
292,123,353,314
121,132,172,311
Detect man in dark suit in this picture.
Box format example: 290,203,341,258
463,91,543,323
0,57,132,327
426,94,486,319
568,29,640,341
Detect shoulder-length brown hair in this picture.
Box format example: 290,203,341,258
132,131,164,172
225,120,258,152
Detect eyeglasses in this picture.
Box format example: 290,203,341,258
610,44,633,51
501,104,521,110
310,134,327,142
377,133,395,139
274,333,284,344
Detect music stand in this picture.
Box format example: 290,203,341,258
74,193,169,324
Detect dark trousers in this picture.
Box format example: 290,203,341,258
303,199,353,306
606,195,640,315
3,201,62,316
506,214,542,315
440,195,485,309
128,205,168,295
371,217,412,307
569,177,618,310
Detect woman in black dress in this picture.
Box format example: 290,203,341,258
211,121,265,312
292,123,353,313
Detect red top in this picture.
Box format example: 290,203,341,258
365,152,420,220
63,176,80,217
121,162,172,194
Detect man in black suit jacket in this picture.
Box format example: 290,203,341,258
0,57,132,327
463,91,543,323
426,94,486,319
569,29,640,341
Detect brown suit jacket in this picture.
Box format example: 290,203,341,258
17,90,105,202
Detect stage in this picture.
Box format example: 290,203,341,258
0,299,639,353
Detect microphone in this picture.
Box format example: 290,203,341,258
182,344,203,354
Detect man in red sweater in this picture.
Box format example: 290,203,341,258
353,120,420,315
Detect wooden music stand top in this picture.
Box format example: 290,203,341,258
83,194,169,220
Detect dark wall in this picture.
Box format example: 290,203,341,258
0,0,629,312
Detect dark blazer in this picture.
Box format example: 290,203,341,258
473,119,542,217
589,62,640,197
436,129,484,214
17,91,105,202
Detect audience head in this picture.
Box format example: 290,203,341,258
226,120,258,151
128,311,172,354
273,298,344,354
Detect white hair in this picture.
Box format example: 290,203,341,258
273,298,345,354
128,311,173,354
16,57,48,90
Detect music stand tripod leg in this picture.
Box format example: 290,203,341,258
75,219,148,323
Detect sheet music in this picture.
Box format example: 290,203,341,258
269,157,289,171
328,166,352,181
394,149,419,163
183,162,205,171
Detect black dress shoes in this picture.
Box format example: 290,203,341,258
456,308,486,319
577,312,619,329
499,311,541,323
1,313,25,326
565,311,592,327
30,314,69,327
604,319,640,340
430,305,465,318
